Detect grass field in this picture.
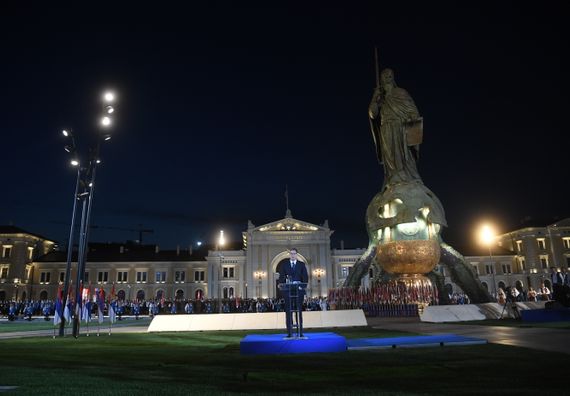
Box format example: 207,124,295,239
0,326,567,395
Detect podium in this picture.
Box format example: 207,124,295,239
278,282,307,338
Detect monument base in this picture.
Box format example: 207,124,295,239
240,332,347,355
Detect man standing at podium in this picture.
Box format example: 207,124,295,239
278,248,309,337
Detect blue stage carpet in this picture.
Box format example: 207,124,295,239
347,334,487,350
240,332,347,355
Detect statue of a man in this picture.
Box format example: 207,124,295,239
369,68,423,189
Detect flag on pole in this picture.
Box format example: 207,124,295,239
96,287,105,324
81,284,92,323
64,285,73,324
108,283,116,324
75,281,83,322
54,285,63,326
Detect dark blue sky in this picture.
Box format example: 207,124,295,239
1,3,568,251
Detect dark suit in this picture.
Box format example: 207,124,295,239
278,259,308,337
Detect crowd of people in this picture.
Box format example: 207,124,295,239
0,296,331,321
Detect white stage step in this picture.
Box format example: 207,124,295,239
147,309,367,332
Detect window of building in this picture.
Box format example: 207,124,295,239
222,266,235,279
40,271,51,284
175,271,185,283
516,240,523,252
502,264,512,274
194,270,205,282
229,287,234,298
471,265,479,275
537,238,546,250
156,271,167,283
566,256,570,268
340,266,350,278
2,246,12,258
540,255,549,269
27,247,34,260
223,287,228,299
518,257,526,271
117,271,128,283
485,264,494,275
97,271,109,283
84,272,89,283
59,272,65,282
0,266,8,279
136,271,147,283
563,237,570,250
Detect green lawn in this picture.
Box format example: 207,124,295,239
0,326,567,395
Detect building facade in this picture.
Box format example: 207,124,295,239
2,217,569,302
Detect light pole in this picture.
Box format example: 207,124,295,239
217,230,225,312
313,268,325,297
253,271,265,298
13,278,20,301
60,90,117,338
479,223,497,300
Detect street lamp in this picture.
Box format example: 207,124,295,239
217,230,225,311
60,90,118,338
253,270,265,298
313,268,325,297
479,223,497,300
13,278,20,301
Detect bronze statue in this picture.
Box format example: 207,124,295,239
344,60,493,304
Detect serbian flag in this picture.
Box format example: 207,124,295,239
75,282,83,321
108,284,116,324
63,286,73,324
96,287,105,324
81,284,92,323
54,285,63,326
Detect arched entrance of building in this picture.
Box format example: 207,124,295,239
136,290,145,301
0,290,5,300
21,291,27,301
498,281,506,290
270,250,310,298
176,289,184,300
515,280,524,292
117,290,126,301
481,282,488,291
195,289,203,300
39,290,48,300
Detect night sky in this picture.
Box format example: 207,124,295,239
1,3,568,251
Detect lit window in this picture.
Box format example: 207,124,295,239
518,257,526,271
540,255,549,269
136,271,147,283
341,266,350,278
40,271,51,284
563,237,570,250
516,240,523,252
0,267,8,279
97,271,109,283
537,238,546,250
175,271,185,283
117,271,128,282
2,246,12,259
156,271,167,283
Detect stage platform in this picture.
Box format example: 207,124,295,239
147,309,367,332
239,333,486,355
240,332,347,355
347,334,487,350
